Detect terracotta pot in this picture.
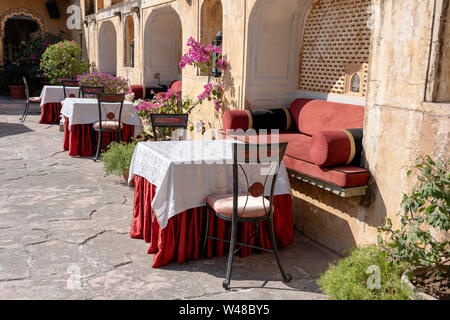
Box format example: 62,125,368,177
9,85,25,99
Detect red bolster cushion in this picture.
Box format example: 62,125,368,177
310,128,363,167
223,110,250,131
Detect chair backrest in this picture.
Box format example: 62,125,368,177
95,93,126,131
232,142,288,218
22,77,30,99
62,80,80,99
81,86,104,98
150,113,189,141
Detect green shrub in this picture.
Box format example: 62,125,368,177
378,156,449,269
40,40,90,84
100,141,136,177
317,245,412,300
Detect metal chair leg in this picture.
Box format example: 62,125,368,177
223,215,237,290
269,216,292,283
94,131,102,161
202,206,211,258
20,101,29,123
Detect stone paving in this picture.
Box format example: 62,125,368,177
0,98,340,300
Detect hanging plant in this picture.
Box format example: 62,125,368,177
179,37,228,75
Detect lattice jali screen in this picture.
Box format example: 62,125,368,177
299,0,372,96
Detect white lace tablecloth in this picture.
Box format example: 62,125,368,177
39,85,80,108
128,139,292,229
61,98,141,126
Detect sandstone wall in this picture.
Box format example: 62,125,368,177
80,0,449,255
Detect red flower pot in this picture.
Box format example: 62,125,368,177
9,85,25,99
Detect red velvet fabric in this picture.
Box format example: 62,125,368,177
284,156,369,188
39,102,61,124
62,116,134,157
222,110,250,131
289,98,365,136
131,175,294,268
310,130,352,167
129,85,144,100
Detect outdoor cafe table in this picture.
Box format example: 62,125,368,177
128,139,294,268
61,98,142,157
39,85,80,124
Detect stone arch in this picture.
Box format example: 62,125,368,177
0,8,46,65
143,7,182,87
245,0,313,109
98,20,117,75
200,0,223,45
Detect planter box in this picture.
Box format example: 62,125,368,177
401,268,438,300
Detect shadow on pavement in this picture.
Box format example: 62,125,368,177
0,122,34,138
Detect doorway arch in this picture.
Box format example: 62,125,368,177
143,7,182,87
0,8,45,66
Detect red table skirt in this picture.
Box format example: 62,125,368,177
131,175,294,268
63,116,134,157
40,102,61,124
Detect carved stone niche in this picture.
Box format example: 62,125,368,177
344,63,367,97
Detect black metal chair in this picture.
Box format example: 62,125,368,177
81,86,104,98
93,93,126,161
202,142,291,289
62,79,80,99
149,113,189,141
19,77,41,123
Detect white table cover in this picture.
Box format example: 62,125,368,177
39,85,80,108
60,98,142,128
128,139,292,229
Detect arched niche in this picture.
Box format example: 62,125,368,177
124,15,135,67
201,0,223,45
143,7,182,87
245,0,313,109
98,21,117,75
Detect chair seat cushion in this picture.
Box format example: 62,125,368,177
206,194,271,218
29,97,41,103
93,120,123,130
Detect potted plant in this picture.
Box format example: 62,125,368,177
378,156,449,300
40,40,90,84
3,63,32,99
100,141,137,186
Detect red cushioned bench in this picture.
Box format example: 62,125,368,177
222,98,370,197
